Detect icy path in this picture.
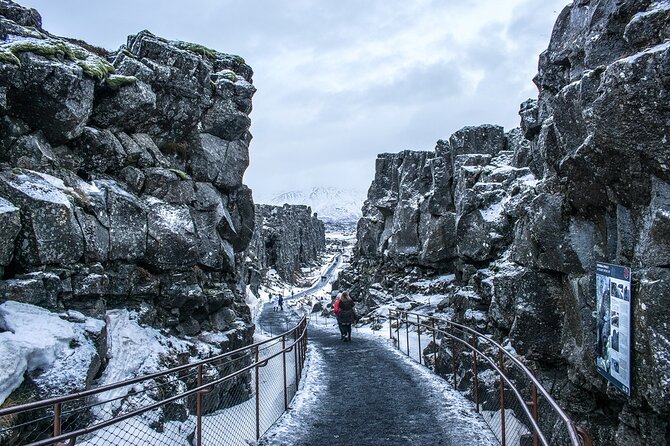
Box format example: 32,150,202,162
257,307,497,446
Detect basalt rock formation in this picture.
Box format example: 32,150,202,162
339,1,670,444
0,0,256,407
245,204,326,289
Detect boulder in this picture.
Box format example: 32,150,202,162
202,76,254,140
70,127,128,173
188,133,249,191
4,49,94,144
0,170,84,266
90,79,156,131
96,180,146,261
144,197,198,269
142,167,194,204
6,131,57,170
0,196,20,267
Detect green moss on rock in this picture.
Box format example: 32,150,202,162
77,57,115,80
0,39,116,81
219,69,237,82
175,41,217,60
169,168,190,180
105,74,138,90
0,48,21,66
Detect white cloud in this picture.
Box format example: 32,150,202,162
18,0,571,197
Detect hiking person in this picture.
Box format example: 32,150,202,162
273,294,279,312
334,293,343,339
337,291,356,342
278,295,284,311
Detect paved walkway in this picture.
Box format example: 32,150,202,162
256,300,497,446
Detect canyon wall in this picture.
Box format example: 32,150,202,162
0,0,256,407
245,204,326,288
339,1,670,444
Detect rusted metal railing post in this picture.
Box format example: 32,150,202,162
255,345,260,440
472,334,479,413
576,426,593,446
499,348,506,446
282,335,288,411
417,314,422,365
530,382,539,446
53,402,61,438
196,364,203,446
405,312,410,357
450,326,457,388
294,325,299,391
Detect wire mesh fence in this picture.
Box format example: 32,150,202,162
388,309,592,446
0,317,308,446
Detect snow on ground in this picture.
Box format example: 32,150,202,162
0,301,103,406
80,327,301,446
93,309,191,419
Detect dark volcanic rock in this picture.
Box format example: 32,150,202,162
0,169,84,266
341,1,670,444
0,0,258,410
4,50,95,144
245,204,326,284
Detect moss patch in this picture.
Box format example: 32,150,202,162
105,74,138,90
175,41,217,60
218,69,237,82
169,168,190,180
77,57,115,80
0,38,116,81
0,48,21,66
4,39,77,62
232,55,245,64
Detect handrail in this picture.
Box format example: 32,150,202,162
0,320,303,418
0,316,309,446
389,308,592,446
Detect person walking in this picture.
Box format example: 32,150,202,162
334,293,343,339
337,291,356,342
273,294,279,312
278,295,284,311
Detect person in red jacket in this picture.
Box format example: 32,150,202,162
337,291,356,342
334,293,343,339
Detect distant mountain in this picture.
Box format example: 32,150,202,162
265,187,366,228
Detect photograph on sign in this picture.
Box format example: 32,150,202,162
595,263,632,396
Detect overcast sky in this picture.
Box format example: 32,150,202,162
19,0,570,201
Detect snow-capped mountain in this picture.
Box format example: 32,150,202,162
265,187,366,228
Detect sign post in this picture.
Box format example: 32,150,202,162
595,263,632,396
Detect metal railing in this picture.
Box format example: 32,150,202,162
0,317,308,446
388,309,592,446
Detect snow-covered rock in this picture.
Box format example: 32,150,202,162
0,301,104,406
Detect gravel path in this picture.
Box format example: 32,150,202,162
257,304,498,446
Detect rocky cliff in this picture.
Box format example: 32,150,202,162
0,0,256,409
245,204,326,288
340,1,670,444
